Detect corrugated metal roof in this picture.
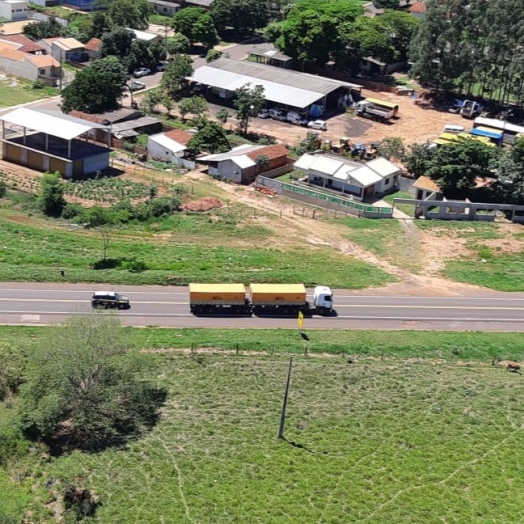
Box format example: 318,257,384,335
249,45,292,62
366,157,400,177
190,66,324,109
293,153,317,171
308,156,344,176
148,133,186,153
111,116,160,132
232,155,255,169
199,144,263,162
129,29,157,41
0,107,108,141
347,166,383,187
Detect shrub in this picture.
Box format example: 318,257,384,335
0,427,30,467
32,79,46,90
61,203,84,220
0,180,7,198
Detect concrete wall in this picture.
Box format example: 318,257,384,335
83,152,110,175
150,1,178,16
0,56,38,81
147,137,195,169
216,159,242,183
0,0,28,21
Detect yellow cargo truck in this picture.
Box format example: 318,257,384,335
189,283,333,316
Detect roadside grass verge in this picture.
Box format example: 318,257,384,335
5,325,524,361
3,348,524,522
337,217,422,271
0,77,57,108
0,213,394,288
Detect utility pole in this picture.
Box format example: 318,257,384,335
277,357,293,440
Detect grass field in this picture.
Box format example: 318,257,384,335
3,326,524,523
0,208,394,288
382,190,416,216
0,77,57,108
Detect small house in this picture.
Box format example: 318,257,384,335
0,0,28,21
199,144,291,184
39,37,87,63
148,128,194,169
84,38,101,61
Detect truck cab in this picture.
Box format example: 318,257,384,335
313,285,333,314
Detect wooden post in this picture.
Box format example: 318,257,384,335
277,357,293,440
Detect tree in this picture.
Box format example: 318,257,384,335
186,121,230,155
234,83,265,135
88,11,110,39
166,33,191,55
38,172,66,217
211,0,271,34
107,0,153,30
404,143,436,178
90,56,129,90
0,180,6,198
377,137,406,161
378,11,419,62
100,27,136,62
178,96,208,121
427,138,500,198
61,66,124,114
494,138,524,204
128,39,167,72
216,108,229,126
18,313,165,452
23,18,67,41
162,95,175,117
206,48,222,62
160,54,193,99
141,89,163,113
172,8,218,49
275,1,362,66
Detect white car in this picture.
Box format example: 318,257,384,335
133,67,151,78
308,119,328,131
258,109,270,119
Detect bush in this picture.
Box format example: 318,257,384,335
0,343,27,401
32,79,46,90
61,203,84,220
124,259,148,273
0,180,7,198
0,428,30,467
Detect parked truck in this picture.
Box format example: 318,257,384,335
189,283,333,316
355,99,395,122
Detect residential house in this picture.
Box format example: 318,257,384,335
0,0,28,21
0,42,61,85
38,37,87,64
147,0,179,17
198,144,292,184
408,1,427,19
248,45,295,69
148,128,195,169
294,152,400,201
181,0,214,8
412,175,442,200
84,38,101,61
0,34,46,55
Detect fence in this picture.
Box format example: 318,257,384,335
256,176,393,218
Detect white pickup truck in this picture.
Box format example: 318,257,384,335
355,100,394,122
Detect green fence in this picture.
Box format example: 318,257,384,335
281,183,392,216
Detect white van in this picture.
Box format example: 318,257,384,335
443,124,465,133
286,112,308,126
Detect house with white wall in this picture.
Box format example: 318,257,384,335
0,0,28,21
294,152,400,200
148,128,195,169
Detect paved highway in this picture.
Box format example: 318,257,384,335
1,284,524,331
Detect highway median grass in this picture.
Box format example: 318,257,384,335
3,327,524,523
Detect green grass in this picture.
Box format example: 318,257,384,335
337,217,422,271
0,77,58,108
382,190,416,216
3,327,524,523
416,221,502,241
0,212,394,288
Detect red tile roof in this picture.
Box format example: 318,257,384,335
409,1,427,13
0,34,45,54
85,37,102,52
246,144,289,161
164,128,193,145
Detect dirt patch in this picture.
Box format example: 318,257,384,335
182,197,224,212
5,215,33,224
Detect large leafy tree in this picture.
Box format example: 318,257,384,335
234,83,265,135
186,121,230,155
160,54,193,99
90,56,129,90
427,138,500,198
18,313,165,453
494,138,524,204
61,65,124,114
100,27,136,62
275,1,362,66
166,33,191,55
211,0,271,35
128,39,167,71
23,18,68,40
105,0,153,30
172,7,218,49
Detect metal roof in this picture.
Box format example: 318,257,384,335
346,166,383,187
249,45,293,63
0,107,108,141
199,144,263,162
232,155,255,169
366,157,400,177
474,116,524,135
190,58,361,109
308,156,344,176
149,133,186,153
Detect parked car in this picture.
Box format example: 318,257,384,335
91,291,131,310
128,80,146,92
258,109,270,119
269,108,286,121
133,67,151,78
308,119,328,131
155,63,166,72
287,111,308,126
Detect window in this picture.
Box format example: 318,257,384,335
384,178,390,185
39,69,45,75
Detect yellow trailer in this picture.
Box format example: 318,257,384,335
248,283,307,307
365,98,399,117
189,283,247,314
